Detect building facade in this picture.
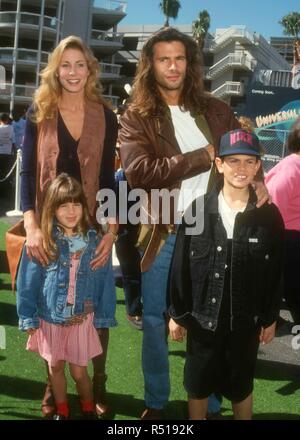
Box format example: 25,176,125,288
116,24,291,112
0,0,64,115
0,0,127,114
270,36,294,66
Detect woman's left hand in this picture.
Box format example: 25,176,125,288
252,181,272,208
90,233,115,270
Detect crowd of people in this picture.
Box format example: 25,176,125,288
2,27,299,420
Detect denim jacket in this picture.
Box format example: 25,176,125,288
168,182,285,332
17,228,111,330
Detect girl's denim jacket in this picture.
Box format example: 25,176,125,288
17,228,109,330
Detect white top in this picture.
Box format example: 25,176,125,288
0,124,15,155
218,191,245,239
169,106,211,213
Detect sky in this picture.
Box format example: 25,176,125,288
116,0,300,40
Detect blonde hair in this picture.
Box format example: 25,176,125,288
32,35,109,122
41,173,91,259
238,116,254,133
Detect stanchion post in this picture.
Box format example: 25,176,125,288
6,149,23,217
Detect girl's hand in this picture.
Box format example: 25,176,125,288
169,318,186,342
259,322,276,345
252,181,272,208
26,328,37,335
25,225,49,266
64,314,87,326
90,233,115,270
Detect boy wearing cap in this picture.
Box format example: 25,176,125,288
168,129,284,420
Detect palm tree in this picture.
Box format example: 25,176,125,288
192,9,210,50
279,12,300,38
279,12,300,86
159,0,181,27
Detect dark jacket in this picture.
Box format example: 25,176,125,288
119,97,240,270
168,182,285,332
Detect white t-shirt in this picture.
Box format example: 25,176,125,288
169,106,211,213
0,124,15,155
218,191,245,239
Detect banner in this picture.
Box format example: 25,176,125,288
244,84,300,171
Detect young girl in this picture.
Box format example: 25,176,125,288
168,129,284,420
17,173,115,420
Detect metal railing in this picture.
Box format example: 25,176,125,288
212,81,244,98
90,29,124,43
214,26,255,48
100,62,121,76
255,128,289,173
93,0,127,13
209,53,256,78
0,47,49,65
0,11,60,30
0,83,36,101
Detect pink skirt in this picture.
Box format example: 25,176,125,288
27,313,102,367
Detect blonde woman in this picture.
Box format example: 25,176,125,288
21,35,118,419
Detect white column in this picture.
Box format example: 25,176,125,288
10,0,21,117
36,0,45,88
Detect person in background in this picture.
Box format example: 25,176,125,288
0,112,16,194
265,118,300,324
12,110,27,149
20,35,118,419
169,129,284,419
115,166,143,330
238,116,254,133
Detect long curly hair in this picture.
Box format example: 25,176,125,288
129,27,209,117
32,35,108,123
41,173,91,259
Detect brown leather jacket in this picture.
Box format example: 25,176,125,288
35,101,107,220
119,96,240,270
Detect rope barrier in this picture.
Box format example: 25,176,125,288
5,149,22,217
0,156,17,183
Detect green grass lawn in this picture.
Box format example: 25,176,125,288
1,220,300,420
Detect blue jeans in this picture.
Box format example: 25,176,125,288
208,394,222,414
115,224,142,317
141,234,176,409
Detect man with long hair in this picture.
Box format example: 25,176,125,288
119,27,268,420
